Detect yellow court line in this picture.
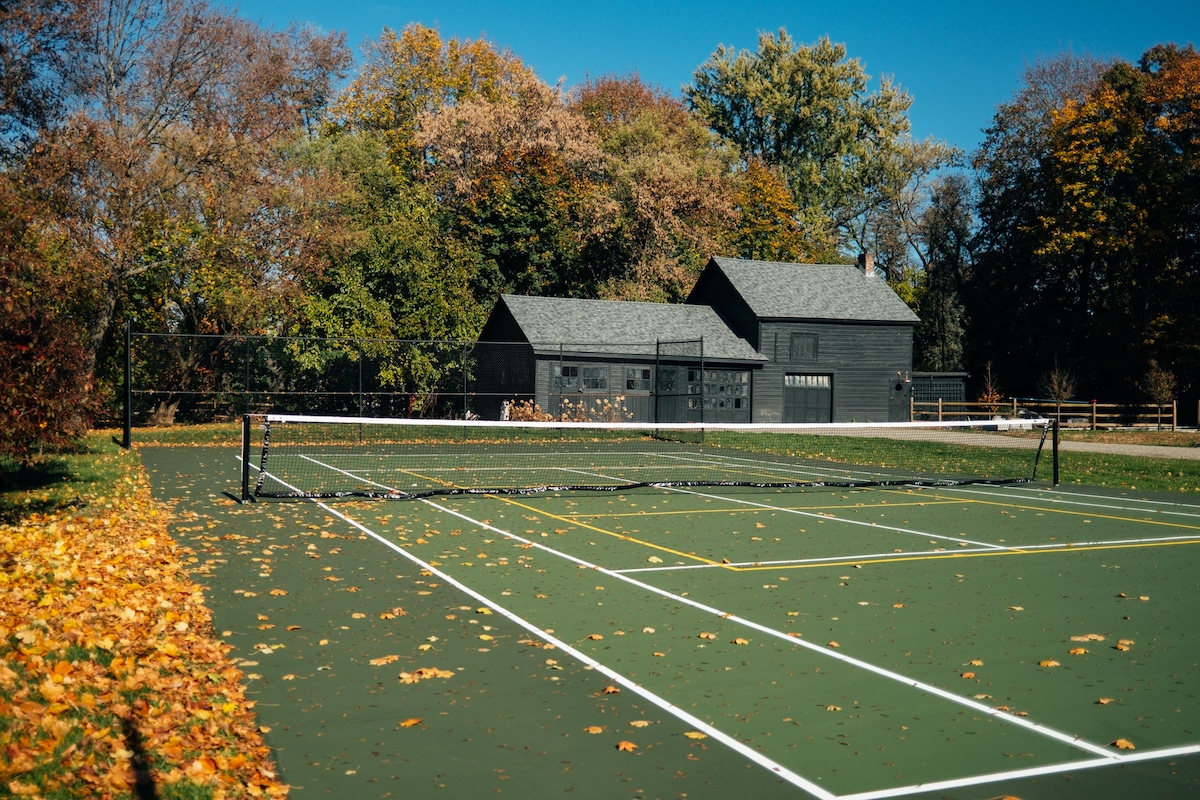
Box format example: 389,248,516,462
486,494,724,567
733,536,1200,571
915,490,1200,534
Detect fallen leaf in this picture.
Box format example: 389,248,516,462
399,718,422,728
1069,647,1088,655
683,731,707,740
369,655,400,666
1097,697,1115,705
476,607,493,615
281,674,296,680
825,704,842,712
269,589,287,596
698,632,717,640
584,725,604,734
969,659,984,666
1110,738,1135,750
629,720,651,728
1008,605,1024,611
1038,660,1061,668
601,685,620,694
732,637,750,645
647,556,663,563
585,633,604,640
828,641,840,648
961,672,976,679
616,740,638,752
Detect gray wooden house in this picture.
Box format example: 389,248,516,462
473,294,766,422
687,256,920,422
474,256,919,423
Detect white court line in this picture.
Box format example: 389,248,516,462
933,484,1200,519
257,458,836,799
839,743,1200,800
425,495,1121,762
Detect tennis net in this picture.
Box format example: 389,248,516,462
243,414,1054,501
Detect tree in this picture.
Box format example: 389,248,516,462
0,0,86,160
0,178,96,461
685,30,953,259
968,53,1111,394
571,74,738,301
727,158,811,262
912,173,973,371
331,23,527,175
20,0,350,407
970,47,1200,400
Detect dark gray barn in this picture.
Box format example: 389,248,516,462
474,256,919,423
686,256,920,422
474,294,766,422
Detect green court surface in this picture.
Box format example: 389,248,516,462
143,447,1200,799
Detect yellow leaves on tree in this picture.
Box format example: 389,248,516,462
0,477,287,797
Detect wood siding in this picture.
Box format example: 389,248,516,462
753,321,913,423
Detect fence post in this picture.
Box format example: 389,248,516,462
937,398,942,421
1052,418,1060,486
1172,399,1177,432
1011,397,1017,418
122,319,132,449
1091,400,1097,431
909,395,914,421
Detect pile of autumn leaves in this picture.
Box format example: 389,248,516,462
0,469,287,797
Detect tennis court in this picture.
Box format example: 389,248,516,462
143,422,1200,799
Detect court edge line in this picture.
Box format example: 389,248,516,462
252,460,836,800
937,484,1200,519
839,743,1200,800
463,494,1121,762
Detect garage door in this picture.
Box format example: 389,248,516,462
783,374,831,423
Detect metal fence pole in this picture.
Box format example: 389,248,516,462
122,320,132,449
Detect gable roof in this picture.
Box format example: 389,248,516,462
697,257,920,324
489,294,766,363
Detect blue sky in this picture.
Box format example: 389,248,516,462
224,0,1197,154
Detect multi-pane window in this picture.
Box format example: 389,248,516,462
581,366,607,390
700,370,749,410
552,364,578,389
784,374,830,389
626,367,651,391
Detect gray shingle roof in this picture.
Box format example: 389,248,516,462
706,257,920,324
498,294,766,363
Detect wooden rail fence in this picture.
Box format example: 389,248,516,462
911,398,1177,431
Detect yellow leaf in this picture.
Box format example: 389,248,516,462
629,720,651,728
828,641,840,648
370,655,400,666
1097,697,1115,705
892,603,905,608
1110,738,1135,750
647,556,663,563
269,589,288,596
683,731,707,739
601,685,620,694
476,607,492,615
969,659,984,666
732,637,750,645
351,612,366,619
825,704,841,711
399,718,422,728
281,674,296,681
1039,660,1061,668
616,740,638,752
584,725,604,734
698,632,717,640
1069,647,1088,655
961,672,976,679
586,633,603,640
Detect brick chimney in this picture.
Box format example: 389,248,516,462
857,253,876,277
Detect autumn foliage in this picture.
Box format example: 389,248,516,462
0,463,287,797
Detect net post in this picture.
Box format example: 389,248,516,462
240,414,253,503
1052,417,1060,487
